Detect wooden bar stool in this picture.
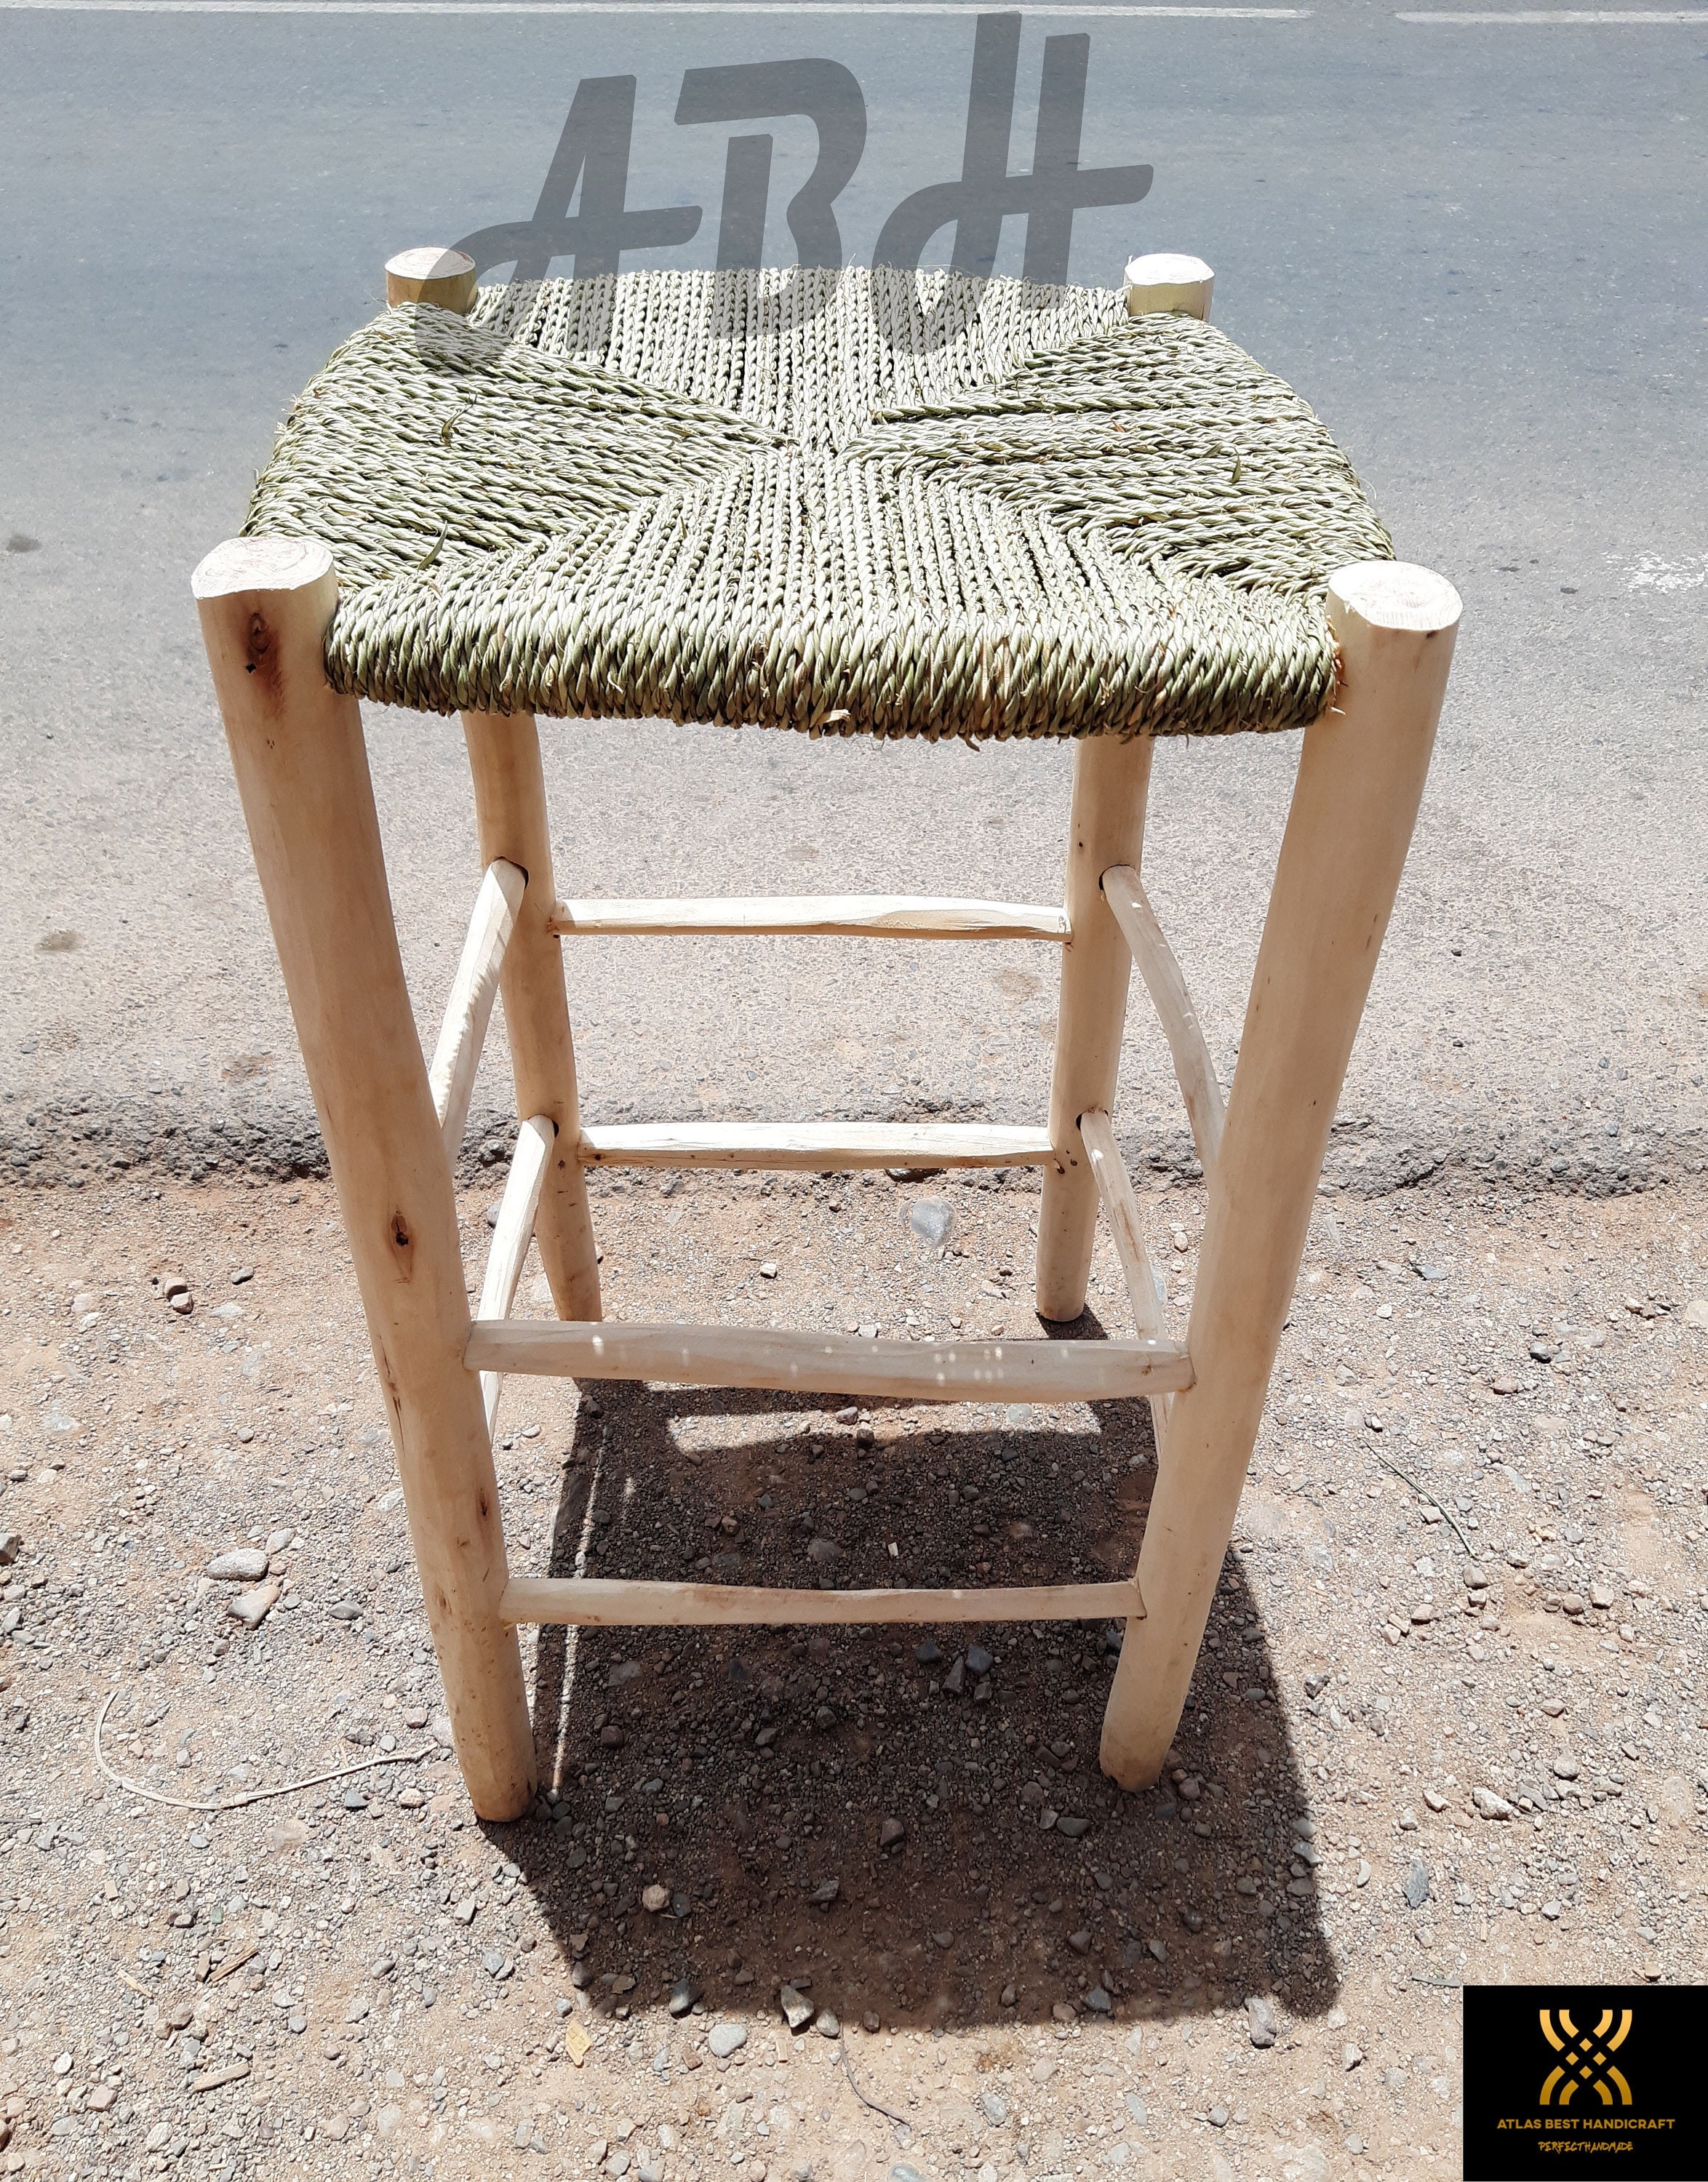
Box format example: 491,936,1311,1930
193,253,1459,1823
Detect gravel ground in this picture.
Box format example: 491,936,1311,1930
1,1167,1705,2182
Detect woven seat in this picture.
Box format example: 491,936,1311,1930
244,266,1390,740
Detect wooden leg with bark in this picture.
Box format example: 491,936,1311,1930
1036,735,1156,1322
195,537,537,1821
1098,562,1461,1789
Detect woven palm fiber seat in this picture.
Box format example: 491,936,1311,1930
247,263,1389,740
195,249,1461,1821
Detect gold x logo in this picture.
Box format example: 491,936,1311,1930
1540,2008,1633,2107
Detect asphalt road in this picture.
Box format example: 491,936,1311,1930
1,1,1704,1195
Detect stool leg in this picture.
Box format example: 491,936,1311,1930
462,712,603,1322
194,539,538,1821
1098,563,1461,1787
1037,734,1156,1322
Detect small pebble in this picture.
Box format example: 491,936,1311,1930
706,2022,746,2059
226,1579,281,1630
909,1200,952,1245
206,1549,268,1583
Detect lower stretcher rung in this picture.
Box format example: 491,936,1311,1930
500,1577,1142,1627
466,1319,1192,1403
575,1121,1059,1172
548,893,1070,941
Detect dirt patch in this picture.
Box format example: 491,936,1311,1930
0,1170,1703,2179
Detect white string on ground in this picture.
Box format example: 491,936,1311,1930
1372,1452,1477,1556
93,1687,439,1814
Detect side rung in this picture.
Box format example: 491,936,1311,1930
500,1576,1143,1628
466,1319,1193,1404
549,894,1071,942
1101,865,1226,1178
577,1122,1059,1172
1080,1106,1173,1454
474,1114,554,1434
428,859,527,1159
1080,1109,1166,1342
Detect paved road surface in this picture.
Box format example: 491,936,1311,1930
1,1,1704,1194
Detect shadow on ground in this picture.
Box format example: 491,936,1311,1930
473,1333,1340,2041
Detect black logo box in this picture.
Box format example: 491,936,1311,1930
1462,1985,1707,2182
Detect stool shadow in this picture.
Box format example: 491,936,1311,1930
492,1341,1339,2036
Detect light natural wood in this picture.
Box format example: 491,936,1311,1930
1122,252,1215,320
576,1121,1059,1173
548,894,1071,941
501,1575,1144,1628
462,714,602,1322
467,1318,1194,1404
1101,865,1227,1179
475,1114,554,1434
1098,560,1461,1790
193,535,535,1823
1037,736,1156,1320
428,860,525,1160
1078,1106,1172,1454
386,247,477,315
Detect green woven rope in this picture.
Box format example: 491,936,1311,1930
243,265,1392,739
